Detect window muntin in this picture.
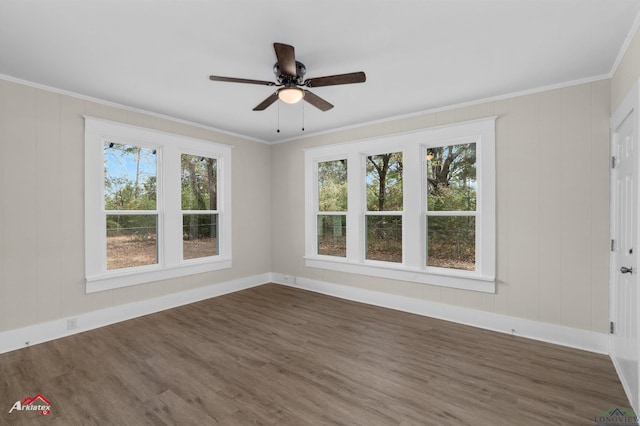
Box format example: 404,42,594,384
426,143,477,271
304,117,496,293
317,159,347,258
85,117,232,293
181,154,218,260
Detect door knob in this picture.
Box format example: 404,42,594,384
621,266,633,274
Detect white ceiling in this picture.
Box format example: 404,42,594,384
1,0,639,143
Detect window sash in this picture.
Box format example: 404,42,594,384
106,213,159,270
317,214,347,258
365,152,404,212
182,213,219,260
365,214,403,263
426,214,476,271
318,159,348,212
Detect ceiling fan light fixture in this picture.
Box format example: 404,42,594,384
278,87,304,104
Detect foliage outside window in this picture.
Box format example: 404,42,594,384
317,159,347,257
304,117,496,293
85,118,232,293
426,143,476,271
366,152,403,263
181,154,218,260
104,143,158,270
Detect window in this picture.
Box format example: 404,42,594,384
317,159,348,257
85,118,232,293
181,154,218,260
305,117,496,292
104,142,159,270
366,152,403,263
426,142,477,271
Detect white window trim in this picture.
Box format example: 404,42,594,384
304,117,496,293
84,117,232,293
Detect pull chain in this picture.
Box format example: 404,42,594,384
302,100,305,132
277,100,280,133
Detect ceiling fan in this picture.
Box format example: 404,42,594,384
209,43,366,112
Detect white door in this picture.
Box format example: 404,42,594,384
611,81,640,412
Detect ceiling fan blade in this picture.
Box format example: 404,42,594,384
209,75,275,86
253,93,279,111
304,71,366,88
303,90,334,111
274,43,297,77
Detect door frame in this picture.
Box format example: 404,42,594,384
610,78,640,414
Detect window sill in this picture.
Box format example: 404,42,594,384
86,258,233,293
304,256,495,293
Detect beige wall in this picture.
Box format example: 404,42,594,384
271,80,611,333
5,25,640,336
0,79,272,332
612,26,640,110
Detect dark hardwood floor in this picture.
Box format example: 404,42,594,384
0,284,632,425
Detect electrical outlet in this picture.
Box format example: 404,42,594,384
67,318,78,330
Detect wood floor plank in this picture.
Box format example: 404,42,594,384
0,284,633,425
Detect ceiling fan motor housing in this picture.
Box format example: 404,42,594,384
274,61,306,86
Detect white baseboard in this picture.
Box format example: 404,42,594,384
0,273,270,355
0,272,609,356
271,273,609,354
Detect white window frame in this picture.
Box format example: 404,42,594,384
85,117,232,293
304,117,496,293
